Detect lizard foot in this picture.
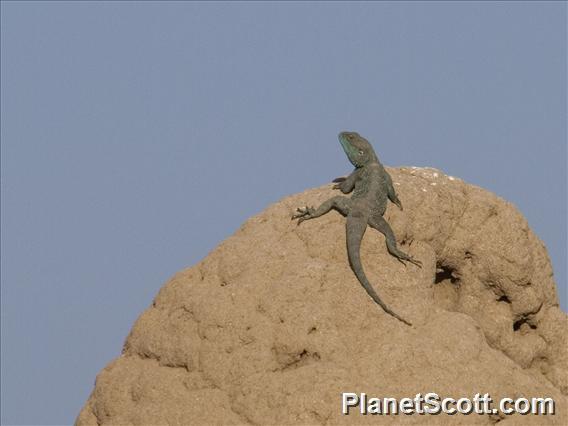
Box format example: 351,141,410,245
332,176,349,191
333,180,353,193
404,256,422,268
396,253,422,268
409,258,422,268
291,206,316,225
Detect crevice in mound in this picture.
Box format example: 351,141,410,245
511,303,542,335
435,264,459,285
272,347,321,372
282,349,321,371
432,263,461,311
131,351,192,372
513,317,537,332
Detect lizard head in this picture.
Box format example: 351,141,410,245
338,131,377,167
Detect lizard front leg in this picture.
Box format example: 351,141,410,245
368,214,422,267
332,169,358,194
292,196,351,225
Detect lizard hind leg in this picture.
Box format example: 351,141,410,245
368,214,422,267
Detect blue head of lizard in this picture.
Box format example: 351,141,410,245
338,131,378,167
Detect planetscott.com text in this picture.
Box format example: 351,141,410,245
341,392,555,416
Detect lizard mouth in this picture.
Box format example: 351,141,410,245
338,132,350,150
338,132,358,163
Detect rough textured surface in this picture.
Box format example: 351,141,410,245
77,168,567,425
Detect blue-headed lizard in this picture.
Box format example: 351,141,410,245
292,131,421,326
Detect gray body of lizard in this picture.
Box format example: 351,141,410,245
292,131,421,326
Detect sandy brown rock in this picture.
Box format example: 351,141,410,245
77,167,567,425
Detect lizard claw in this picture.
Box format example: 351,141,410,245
397,253,422,268
332,176,348,191
407,257,422,268
291,206,315,225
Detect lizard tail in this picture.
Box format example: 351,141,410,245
346,215,412,326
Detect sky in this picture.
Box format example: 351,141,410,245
1,2,566,424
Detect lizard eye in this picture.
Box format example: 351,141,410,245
358,150,364,155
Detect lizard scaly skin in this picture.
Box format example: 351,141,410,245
292,131,421,326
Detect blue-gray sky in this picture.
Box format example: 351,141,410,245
1,2,565,424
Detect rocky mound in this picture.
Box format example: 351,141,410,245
77,167,567,425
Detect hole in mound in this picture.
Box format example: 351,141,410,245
497,295,511,304
435,265,459,285
513,317,537,332
433,264,461,311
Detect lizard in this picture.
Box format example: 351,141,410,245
292,131,421,326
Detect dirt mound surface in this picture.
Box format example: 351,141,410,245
77,168,567,425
